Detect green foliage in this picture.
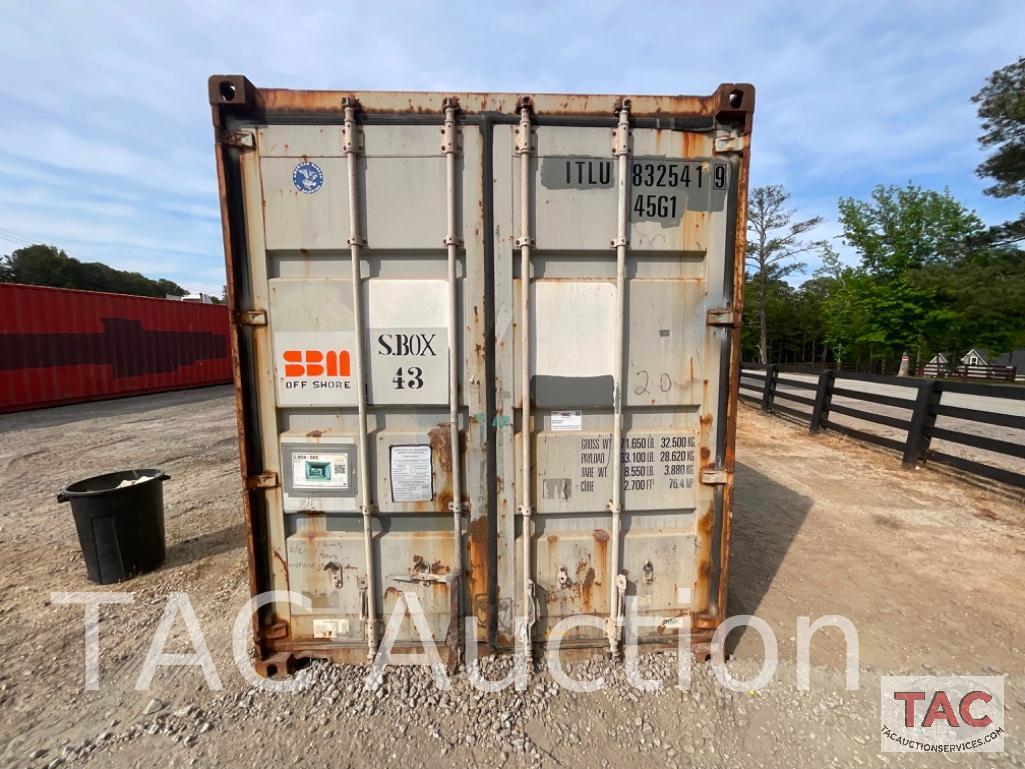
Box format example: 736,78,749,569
0,244,188,298
973,55,1025,200
818,185,1025,368
912,246,1025,357
741,57,1025,370
837,184,984,276
973,56,1025,246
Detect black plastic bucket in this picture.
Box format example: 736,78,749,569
57,469,170,584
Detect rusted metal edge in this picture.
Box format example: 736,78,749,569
716,114,753,624
208,75,755,130
209,89,271,664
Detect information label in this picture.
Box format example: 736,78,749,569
291,453,349,490
551,410,582,432
390,445,433,503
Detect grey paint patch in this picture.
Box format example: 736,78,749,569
541,156,614,190
631,156,729,226
540,155,728,228
543,478,571,500
532,375,613,408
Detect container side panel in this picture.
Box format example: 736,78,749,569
0,284,232,413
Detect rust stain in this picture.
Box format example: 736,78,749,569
593,529,609,589
428,423,455,473
272,548,288,577
437,488,454,513
466,516,488,602
580,566,596,611
306,429,323,438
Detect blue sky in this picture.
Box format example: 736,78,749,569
0,1,1022,294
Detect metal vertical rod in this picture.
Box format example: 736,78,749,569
442,100,464,648
343,100,377,659
607,101,631,656
515,102,536,653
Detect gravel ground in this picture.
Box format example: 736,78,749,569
1,387,1024,769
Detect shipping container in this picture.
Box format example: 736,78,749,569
0,283,232,414
209,75,753,671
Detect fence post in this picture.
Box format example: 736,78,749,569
902,380,941,468
809,369,836,434
761,364,779,413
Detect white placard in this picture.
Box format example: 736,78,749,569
312,618,349,639
292,452,349,489
551,410,582,431
390,445,433,503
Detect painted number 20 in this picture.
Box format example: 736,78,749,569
392,366,424,390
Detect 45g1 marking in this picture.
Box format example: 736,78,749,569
392,366,424,390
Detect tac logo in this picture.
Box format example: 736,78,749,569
880,675,1004,753
282,350,351,378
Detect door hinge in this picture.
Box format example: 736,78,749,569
706,307,741,327
220,129,255,149
235,309,267,326
699,467,729,486
342,97,364,154
246,472,279,490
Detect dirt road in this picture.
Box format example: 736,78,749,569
1,389,1023,768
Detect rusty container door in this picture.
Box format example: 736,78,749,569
212,78,752,666
214,91,489,665
491,98,751,653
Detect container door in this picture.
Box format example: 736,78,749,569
492,121,735,648
235,118,489,658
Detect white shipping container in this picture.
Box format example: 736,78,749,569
209,76,754,671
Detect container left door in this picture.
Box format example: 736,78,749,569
234,116,489,663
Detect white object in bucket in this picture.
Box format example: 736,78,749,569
116,475,158,489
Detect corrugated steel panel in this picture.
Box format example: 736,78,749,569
209,75,753,670
0,283,232,413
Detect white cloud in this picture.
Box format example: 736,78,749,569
0,0,1021,292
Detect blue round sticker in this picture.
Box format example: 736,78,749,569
292,161,324,194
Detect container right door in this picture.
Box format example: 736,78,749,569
492,119,737,649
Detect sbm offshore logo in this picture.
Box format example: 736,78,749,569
281,349,352,391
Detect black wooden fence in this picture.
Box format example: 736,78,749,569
740,364,1025,489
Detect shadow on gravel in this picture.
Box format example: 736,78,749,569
0,384,234,433
165,522,246,566
725,460,813,656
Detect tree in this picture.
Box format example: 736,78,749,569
836,185,981,365
973,56,1025,245
745,185,826,364
0,244,188,298
835,184,1023,368
838,184,984,276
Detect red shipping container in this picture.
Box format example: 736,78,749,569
0,283,232,413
